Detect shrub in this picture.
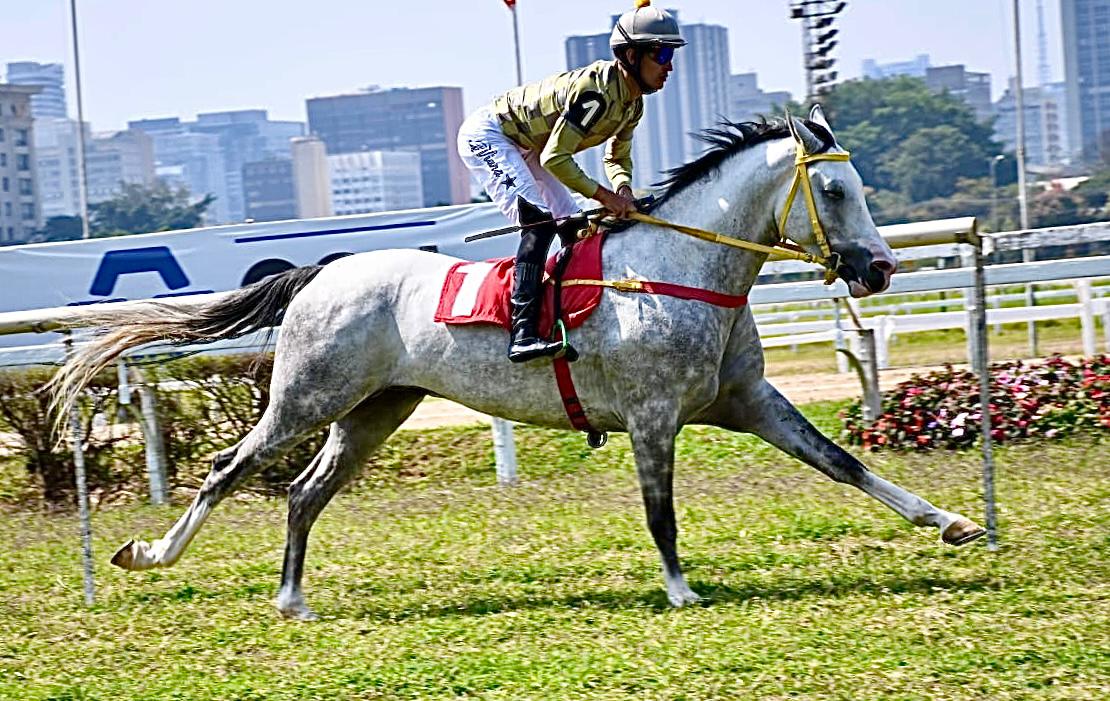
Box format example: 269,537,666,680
0,354,328,506
840,354,1110,451
0,366,130,505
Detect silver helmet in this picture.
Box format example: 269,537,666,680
609,1,686,50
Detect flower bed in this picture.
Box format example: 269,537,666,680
841,354,1110,450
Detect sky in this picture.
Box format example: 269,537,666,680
5,0,1064,133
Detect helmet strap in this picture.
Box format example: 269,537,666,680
618,46,656,95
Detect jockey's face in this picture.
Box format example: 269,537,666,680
640,46,673,92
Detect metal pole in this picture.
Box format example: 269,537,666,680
511,5,523,87
972,246,998,550
1012,0,1038,356
491,2,525,487
68,0,92,241
64,336,96,604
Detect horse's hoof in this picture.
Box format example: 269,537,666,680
667,588,703,608
942,517,986,546
111,539,137,569
277,601,320,622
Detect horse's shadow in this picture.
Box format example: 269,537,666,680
345,572,999,622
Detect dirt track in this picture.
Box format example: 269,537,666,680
398,366,936,430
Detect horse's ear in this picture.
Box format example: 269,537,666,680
790,115,825,155
808,104,832,133
785,109,801,143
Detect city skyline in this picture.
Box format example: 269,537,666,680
7,1,1064,133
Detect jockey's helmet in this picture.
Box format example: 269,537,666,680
609,0,686,51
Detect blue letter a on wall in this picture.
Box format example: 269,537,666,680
89,247,190,296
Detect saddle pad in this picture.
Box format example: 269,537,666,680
434,233,606,331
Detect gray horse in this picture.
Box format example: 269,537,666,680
52,106,984,621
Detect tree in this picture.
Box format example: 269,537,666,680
89,182,214,237
31,215,83,243
798,77,1006,201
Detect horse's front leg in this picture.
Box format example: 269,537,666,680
628,408,702,607
704,380,985,545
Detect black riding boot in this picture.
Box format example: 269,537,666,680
508,260,569,362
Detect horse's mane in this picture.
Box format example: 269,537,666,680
651,117,836,207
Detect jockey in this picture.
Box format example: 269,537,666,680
457,0,685,363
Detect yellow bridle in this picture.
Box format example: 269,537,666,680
778,148,852,283
626,142,851,285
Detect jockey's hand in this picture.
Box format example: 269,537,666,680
594,186,638,219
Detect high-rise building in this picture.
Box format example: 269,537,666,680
675,23,731,160
328,151,423,216
5,62,66,119
34,118,82,220
994,81,1072,166
243,159,297,222
925,65,993,123
1062,0,1110,162
729,73,792,123
85,130,156,204
291,136,332,219
129,117,230,224
189,110,304,222
34,120,155,217
306,86,469,208
862,55,930,80
0,84,41,243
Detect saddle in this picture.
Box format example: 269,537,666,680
434,232,606,333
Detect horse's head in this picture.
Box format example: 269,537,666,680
778,105,896,297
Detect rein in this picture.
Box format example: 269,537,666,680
591,147,853,287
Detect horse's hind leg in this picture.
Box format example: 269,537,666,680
112,380,375,571
276,388,425,621
707,380,985,545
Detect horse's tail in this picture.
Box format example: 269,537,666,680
48,264,325,434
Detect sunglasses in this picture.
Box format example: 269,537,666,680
648,46,675,65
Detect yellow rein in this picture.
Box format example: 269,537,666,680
620,148,852,285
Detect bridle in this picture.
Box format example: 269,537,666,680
628,138,852,284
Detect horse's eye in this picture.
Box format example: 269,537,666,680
823,181,846,201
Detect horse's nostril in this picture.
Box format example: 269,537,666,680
870,259,896,276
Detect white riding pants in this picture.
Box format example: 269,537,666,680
457,106,580,225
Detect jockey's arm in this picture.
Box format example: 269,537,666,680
603,101,642,196
541,119,638,218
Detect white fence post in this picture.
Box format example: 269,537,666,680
1076,279,1096,357
832,301,849,373
490,417,518,486
1100,299,1110,352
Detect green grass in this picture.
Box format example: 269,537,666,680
0,402,1107,700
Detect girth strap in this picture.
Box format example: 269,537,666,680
550,275,749,448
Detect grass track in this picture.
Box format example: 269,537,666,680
0,402,1107,700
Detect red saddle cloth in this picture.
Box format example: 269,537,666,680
434,233,605,332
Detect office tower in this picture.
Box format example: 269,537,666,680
862,55,930,80
291,136,332,218
924,65,993,123
306,87,468,207
0,84,41,242
995,81,1072,166
189,110,304,222
729,73,792,122
129,117,231,224
243,159,298,222
5,62,66,119
1062,0,1110,162
328,151,423,215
